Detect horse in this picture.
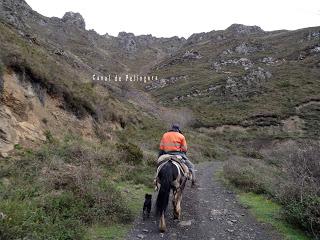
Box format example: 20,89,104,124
155,159,189,232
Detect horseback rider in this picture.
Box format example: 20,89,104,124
158,123,196,186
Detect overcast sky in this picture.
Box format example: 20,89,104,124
25,0,320,38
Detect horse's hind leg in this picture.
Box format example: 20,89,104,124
173,190,182,220
159,212,166,232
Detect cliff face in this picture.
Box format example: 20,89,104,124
0,70,100,157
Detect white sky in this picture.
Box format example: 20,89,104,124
25,0,320,38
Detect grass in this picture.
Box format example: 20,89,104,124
85,224,129,240
85,182,153,240
115,182,153,214
238,192,311,240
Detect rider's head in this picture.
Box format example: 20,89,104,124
171,123,181,133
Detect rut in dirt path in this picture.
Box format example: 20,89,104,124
126,161,282,240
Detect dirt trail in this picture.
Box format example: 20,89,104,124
126,162,282,240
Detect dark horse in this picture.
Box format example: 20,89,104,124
155,160,188,232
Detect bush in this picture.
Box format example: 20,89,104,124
275,141,320,237
224,140,320,238
0,197,84,240
121,165,155,188
116,143,143,164
223,157,279,194
283,196,320,235
44,130,55,143
243,149,264,159
143,150,157,167
0,136,134,239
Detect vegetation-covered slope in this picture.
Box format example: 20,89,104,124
149,24,320,138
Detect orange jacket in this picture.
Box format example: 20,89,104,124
159,131,187,152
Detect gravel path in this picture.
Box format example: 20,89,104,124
126,161,282,240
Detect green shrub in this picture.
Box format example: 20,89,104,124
89,182,134,224
223,157,279,195
14,144,22,150
243,149,264,159
122,165,154,188
0,136,135,240
224,140,320,238
275,141,320,238
203,147,218,159
44,130,55,143
283,196,320,236
0,197,85,240
116,143,143,164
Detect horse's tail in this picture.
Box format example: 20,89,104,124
156,162,174,216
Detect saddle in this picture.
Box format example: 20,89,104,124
156,154,189,177
154,154,190,190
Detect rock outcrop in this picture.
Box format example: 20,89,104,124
171,66,272,102
62,12,86,29
0,0,33,28
0,105,19,157
118,32,137,52
306,30,320,40
117,31,186,54
234,42,265,55
145,75,187,90
226,24,264,35
0,70,100,156
0,72,46,156
183,50,202,59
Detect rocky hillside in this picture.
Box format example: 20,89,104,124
148,24,320,138
0,0,319,157
0,0,185,74
0,0,187,156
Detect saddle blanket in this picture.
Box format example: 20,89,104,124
156,154,189,178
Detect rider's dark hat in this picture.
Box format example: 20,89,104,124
171,123,180,132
